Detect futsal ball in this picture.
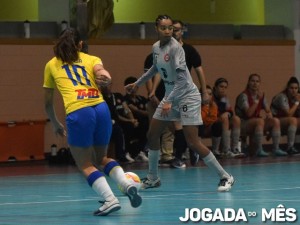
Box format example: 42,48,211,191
118,172,142,194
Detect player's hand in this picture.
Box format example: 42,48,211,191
95,69,112,87
295,94,300,102
257,91,264,99
96,75,111,87
201,92,209,105
265,111,273,119
54,122,66,137
125,83,138,94
131,119,139,128
161,102,171,117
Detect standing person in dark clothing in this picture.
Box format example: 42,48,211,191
101,82,137,163
123,76,149,162
171,19,209,168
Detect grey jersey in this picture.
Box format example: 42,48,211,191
136,37,199,104
271,92,290,116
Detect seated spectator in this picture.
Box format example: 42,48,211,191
212,78,243,158
199,85,222,157
235,73,287,157
101,82,137,163
123,76,149,162
271,76,300,155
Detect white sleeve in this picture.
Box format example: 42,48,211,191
135,65,158,87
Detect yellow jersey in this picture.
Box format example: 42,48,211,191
43,52,104,114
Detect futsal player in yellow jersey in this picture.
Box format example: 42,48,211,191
43,28,141,216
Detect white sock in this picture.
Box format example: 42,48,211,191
271,130,281,151
202,151,230,179
231,128,241,149
287,125,297,148
212,136,221,152
108,166,131,189
92,176,115,202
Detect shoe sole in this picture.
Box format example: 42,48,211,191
93,204,121,216
126,186,142,208
171,164,186,169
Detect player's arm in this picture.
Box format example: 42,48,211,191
287,102,299,117
127,101,149,117
282,94,299,117
195,66,208,104
44,88,66,137
136,65,158,87
125,66,158,93
118,102,139,127
146,79,153,96
94,64,111,87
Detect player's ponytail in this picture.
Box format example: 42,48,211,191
53,28,81,64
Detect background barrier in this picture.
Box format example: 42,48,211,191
0,120,46,162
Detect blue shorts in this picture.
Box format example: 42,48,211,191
66,102,112,147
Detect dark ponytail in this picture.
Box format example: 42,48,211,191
53,28,81,64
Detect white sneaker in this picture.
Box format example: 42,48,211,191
125,153,135,163
217,175,235,192
232,148,246,158
93,197,121,216
137,151,148,162
223,150,238,158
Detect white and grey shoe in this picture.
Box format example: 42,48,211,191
217,175,235,192
141,177,161,189
93,198,121,216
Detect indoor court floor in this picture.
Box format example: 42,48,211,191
0,156,299,225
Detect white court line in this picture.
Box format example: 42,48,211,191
141,196,300,202
0,194,146,206
211,160,300,168
1,186,299,207
236,186,300,192
0,197,98,206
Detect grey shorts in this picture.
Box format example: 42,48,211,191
153,95,203,126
